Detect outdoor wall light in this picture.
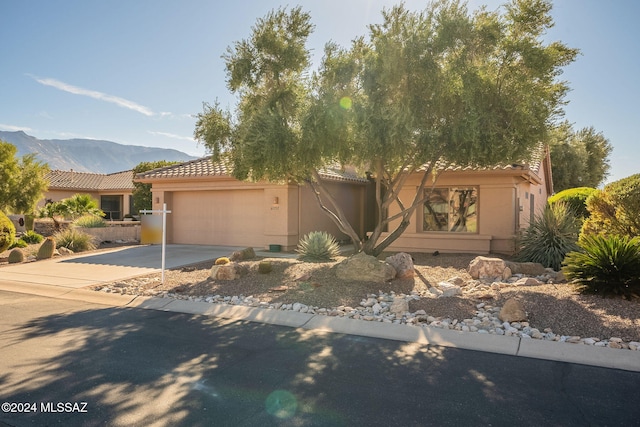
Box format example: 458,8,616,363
273,197,279,205
155,197,160,203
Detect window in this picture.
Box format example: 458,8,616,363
101,195,123,220
423,187,477,232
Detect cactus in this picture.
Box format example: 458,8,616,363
8,248,25,264
36,237,57,260
215,256,231,265
296,231,341,262
258,261,272,274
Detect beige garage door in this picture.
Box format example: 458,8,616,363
170,190,265,246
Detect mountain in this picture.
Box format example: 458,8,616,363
0,131,198,174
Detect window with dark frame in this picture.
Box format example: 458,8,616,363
423,187,477,233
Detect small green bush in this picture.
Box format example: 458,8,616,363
517,202,580,271
296,231,341,262
563,235,640,299
0,211,16,252
21,230,44,244
9,239,28,249
548,187,597,219
258,261,272,274
74,214,107,228
53,229,96,253
582,173,640,238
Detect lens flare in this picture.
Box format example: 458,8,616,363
265,390,297,419
339,96,352,110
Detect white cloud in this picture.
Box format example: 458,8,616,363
0,123,33,132
148,131,195,142
30,75,155,117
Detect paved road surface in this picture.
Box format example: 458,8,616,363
1,290,639,427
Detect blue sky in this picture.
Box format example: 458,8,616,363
1,0,638,184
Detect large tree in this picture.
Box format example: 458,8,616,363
195,0,577,256
548,121,612,192
132,161,181,213
0,140,49,214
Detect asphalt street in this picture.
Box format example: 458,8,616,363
1,290,639,427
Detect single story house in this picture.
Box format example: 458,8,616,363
43,170,135,220
135,147,553,254
134,158,370,250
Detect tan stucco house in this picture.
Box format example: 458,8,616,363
134,158,369,251
136,147,553,254
43,170,135,220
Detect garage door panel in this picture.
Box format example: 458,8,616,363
171,190,264,246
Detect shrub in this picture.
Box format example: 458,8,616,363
548,187,597,219
53,229,96,252
9,239,28,249
582,173,640,238
215,257,231,265
258,261,272,274
0,211,16,252
296,231,341,262
74,214,107,228
563,235,640,299
8,248,25,263
20,230,44,244
36,236,57,260
516,202,580,271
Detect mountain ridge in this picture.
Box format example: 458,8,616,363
0,130,198,174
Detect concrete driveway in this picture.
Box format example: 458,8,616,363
0,244,245,289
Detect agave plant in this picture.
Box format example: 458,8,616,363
296,231,341,262
563,235,640,299
516,201,580,271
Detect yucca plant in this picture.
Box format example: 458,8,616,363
563,235,640,299
296,231,341,262
53,228,96,252
517,201,580,271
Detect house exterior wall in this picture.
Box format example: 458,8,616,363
41,189,133,219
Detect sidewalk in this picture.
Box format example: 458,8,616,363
1,245,638,373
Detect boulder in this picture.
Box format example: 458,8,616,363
437,281,462,297
335,252,396,283
385,252,415,279
499,298,527,322
389,298,409,315
210,263,239,280
513,277,543,287
505,261,548,276
468,256,511,280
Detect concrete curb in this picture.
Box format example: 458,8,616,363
2,283,639,373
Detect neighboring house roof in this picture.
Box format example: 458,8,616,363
135,157,369,184
46,170,135,191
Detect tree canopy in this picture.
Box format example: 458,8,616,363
132,161,181,213
195,0,578,255
548,121,612,192
0,140,49,214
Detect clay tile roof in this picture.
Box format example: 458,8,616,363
135,157,369,183
46,170,134,190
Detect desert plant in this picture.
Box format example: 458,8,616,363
74,214,107,228
0,211,16,252
563,235,640,299
516,202,580,271
296,231,341,262
9,239,28,249
8,248,25,263
215,257,231,265
53,229,96,252
36,236,57,260
20,230,44,244
548,187,597,219
258,261,272,274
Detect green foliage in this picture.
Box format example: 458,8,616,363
215,257,231,265
74,214,107,228
9,239,28,249
8,248,25,263
20,230,44,244
0,211,16,252
36,236,57,260
581,174,640,238
517,202,580,271
62,194,104,219
195,2,577,256
563,235,640,299
258,261,273,274
548,187,597,219
53,229,96,253
548,122,612,192
0,140,49,214
132,161,181,213
296,231,341,262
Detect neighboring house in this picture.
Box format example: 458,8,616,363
43,170,135,220
136,146,553,254
134,158,370,250
384,145,553,254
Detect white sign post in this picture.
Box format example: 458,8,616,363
139,203,172,283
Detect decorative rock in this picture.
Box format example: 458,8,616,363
498,298,527,322
505,261,548,276
210,263,239,280
437,281,462,297
335,252,396,283
389,298,409,315
468,256,511,280
513,277,543,287
385,252,415,279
